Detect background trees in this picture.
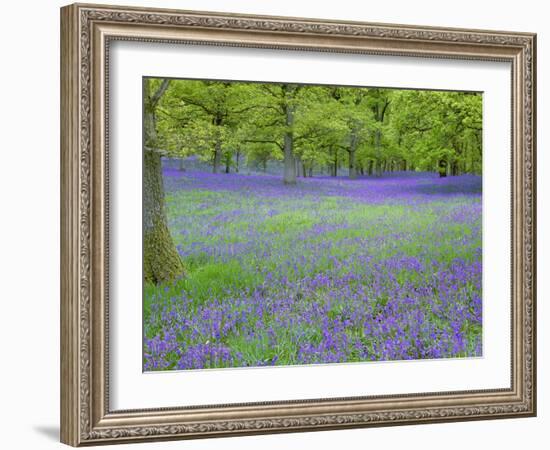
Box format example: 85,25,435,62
154,79,483,181
390,90,482,176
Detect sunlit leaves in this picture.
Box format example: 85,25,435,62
151,78,482,176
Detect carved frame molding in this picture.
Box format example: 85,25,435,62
60,3,536,446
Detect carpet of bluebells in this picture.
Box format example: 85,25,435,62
144,168,482,371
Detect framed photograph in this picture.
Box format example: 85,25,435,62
60,3,537,446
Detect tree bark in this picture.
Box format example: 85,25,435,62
438,159,447,178
143,78,184,284
143,150,184,284
283,101,296,185
450,161,459,176
211,114,224,174
348,149,357,179
213,139,222,174
224,154,231,173
348,132,358,179
374,129,382,176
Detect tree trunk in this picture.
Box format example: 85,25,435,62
143,78,183,284
235,149,240,173
211,114,224,174
309,166,313,177
438,159,447,178
302,161,307,178
450,161,459,176
374,129,382,176
332,148,338,177
283,103,296,185
348,149,357,179
143,150,184,284
213,139,222,174
225,154,231,174
348,131,358,179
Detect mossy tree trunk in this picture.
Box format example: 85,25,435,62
143,78,184,284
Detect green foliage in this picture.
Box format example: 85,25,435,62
391,90,482,174
152,79,482,177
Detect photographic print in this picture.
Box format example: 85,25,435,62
143,78,483,371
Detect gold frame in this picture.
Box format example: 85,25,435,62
60,2,537,446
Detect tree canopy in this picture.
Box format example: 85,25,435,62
153,78,482,180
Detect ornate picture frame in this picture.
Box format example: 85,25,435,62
60,2,536,446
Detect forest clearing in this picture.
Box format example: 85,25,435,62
142,78,483,371
144,168,482,370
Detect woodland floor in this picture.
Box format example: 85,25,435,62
144,170,482,371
